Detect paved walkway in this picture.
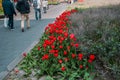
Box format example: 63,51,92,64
0,3,69,79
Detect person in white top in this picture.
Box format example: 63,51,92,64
33,0,42,20
42,0,48,13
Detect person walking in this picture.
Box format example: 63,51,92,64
13,0,18,7
33,0,42,20
42,0,48,13
2,0,17,30
16,0,30,32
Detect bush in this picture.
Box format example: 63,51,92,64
0,0,3,14
69,4,120,79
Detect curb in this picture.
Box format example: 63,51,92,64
0,39,40,80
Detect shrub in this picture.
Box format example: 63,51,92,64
0,0,3,14
69,4,120,79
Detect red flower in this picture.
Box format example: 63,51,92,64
70,42,74,46
59,29,63,34
38,46,40,50
59,40,63,44
88,59,93,63
45,40,51,45
43,44,47,48
42,54,49,60
61,66,66,71
64,32,68,38
74,43,79,48
89,54,95,60
51,45,55,49
54,53,58,57
71,9,78,13
49,49,55,54
67,46,70,51
22,52,27,57
70,33,75,39
64,51,67,55
58,59,62,64
64,57,69,62
79,65,83,69
78,53,83,60
45,26,49,31
55,50,58,53
59,45,63,49
14,68,19,74
72,53,76,58
60,37,64,41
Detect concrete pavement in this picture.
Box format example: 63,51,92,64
0,3,69,80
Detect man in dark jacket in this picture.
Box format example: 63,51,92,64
16,0,30,32
2,0,17,30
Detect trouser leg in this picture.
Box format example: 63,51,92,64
43,7,46,13
25,14,30,28
8,15,14,29
38,9,41,19
35,9,38,20
21,14,24,29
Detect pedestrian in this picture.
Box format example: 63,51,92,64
2,0,17,30
42,0,48,13
33,0,42,20
16,0,30,32
13,0,18,7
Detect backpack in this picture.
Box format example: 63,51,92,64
33,0,38,8
24,1,30,13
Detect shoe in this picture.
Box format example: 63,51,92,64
44,12,47,13
27,27,30,29
11,28,15,31
10,27,15,30
21,28,24,32
39,18,41,20
36,18,38,20
4,25,7,28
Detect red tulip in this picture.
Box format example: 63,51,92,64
38,46,40,50
58,59,62,64
54,53,58,57
22,52,27,57
89,54,95,60
72,53,76,58
79,65,83,69
78,53,83,60
61,66,66,71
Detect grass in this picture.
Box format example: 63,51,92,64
0,10,3,15
48,2,60,5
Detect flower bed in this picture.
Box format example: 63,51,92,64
6,9,95,80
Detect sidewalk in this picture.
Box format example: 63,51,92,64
0,3,69,80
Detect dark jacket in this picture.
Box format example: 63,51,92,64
2,0,16,16
16,0,30,14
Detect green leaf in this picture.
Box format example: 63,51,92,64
45,76,54,80
69,72,78,80
84,72,89,78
